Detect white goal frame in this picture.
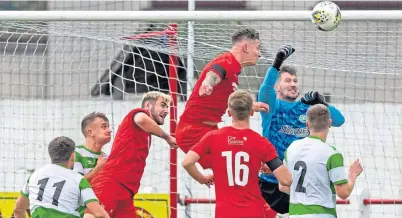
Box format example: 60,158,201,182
0,10,401,21
1,10,402,218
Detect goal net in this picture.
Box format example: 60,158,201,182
0,13,401,218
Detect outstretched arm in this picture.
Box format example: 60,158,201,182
134,112,177,148
301,91,345,127
134,112,170,139
258,45,295,115
258,66,279,114
327,104,345,127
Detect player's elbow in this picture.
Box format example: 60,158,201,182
181,159,193,169
334,116,345,127
335,184,351,200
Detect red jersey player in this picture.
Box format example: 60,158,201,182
182,90,292,218
176,28,269,169
85,91,177,218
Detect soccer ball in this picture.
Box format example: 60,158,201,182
311,1,341,31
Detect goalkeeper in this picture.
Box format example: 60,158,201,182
257,45,345,217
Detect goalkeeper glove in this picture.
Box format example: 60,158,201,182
301,91,328,106
272,45,295,70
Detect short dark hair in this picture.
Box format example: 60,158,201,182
231,28,260,44
81,112,109,137
48,136,76,164
279,65,297,76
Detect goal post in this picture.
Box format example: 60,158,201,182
0,10,401,218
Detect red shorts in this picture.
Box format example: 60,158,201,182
87,176,136,218
175,121,218,169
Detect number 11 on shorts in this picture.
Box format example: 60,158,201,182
222,151,250,186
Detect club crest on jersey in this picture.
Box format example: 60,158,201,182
299,115,307,123
228,136,245,145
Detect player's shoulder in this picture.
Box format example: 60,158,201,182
74,145,86,155
286,137,317,154
30,164,82,182
130,107,149,116
210,52,232,64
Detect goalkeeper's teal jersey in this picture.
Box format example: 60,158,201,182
258,67,345,184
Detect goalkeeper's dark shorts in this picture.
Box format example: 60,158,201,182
259,178,290,214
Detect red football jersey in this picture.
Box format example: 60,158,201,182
191,126,278,218
180,52,241,123
97,108,151,196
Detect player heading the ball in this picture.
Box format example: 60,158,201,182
281,104,363,218
182,90,292,218
13,136,109,218
177,28,269,170
86,91,177,218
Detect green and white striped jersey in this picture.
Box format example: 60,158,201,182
21,164,98,218
73,145,102,175
285,136,348,218
73,145,104,217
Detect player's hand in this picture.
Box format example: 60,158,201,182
201,174,214,188
253,102,269,113
272,45,295,70
259,163,272,174
349,158,363,180
199,84,213,96
166,136,178,149
96,155,108,169
301,91,328,106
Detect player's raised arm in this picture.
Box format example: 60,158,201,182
301,91,345,126
134,92,177,148
134,112,176,146
258,45,295,114
331,157,363,200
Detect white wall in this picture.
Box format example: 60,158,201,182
0,99,401,218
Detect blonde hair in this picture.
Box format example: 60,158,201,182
141,91,171,107
228,90,254,121
307,104,330,132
